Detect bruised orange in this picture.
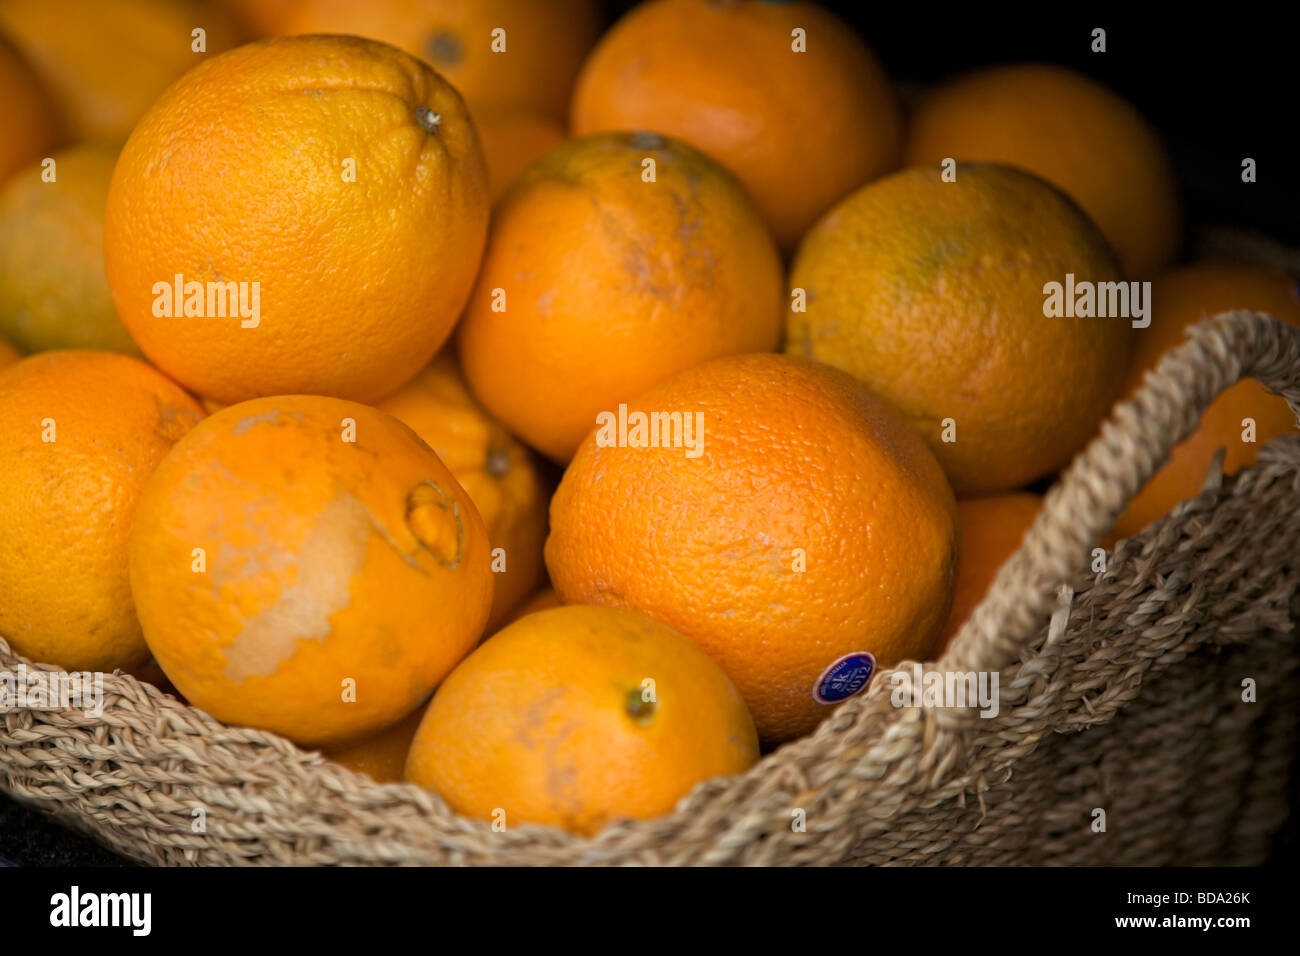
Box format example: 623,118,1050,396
1112,262,1300,541
546,353,957,743
936,493,1042,656
104,35,489,404
458,131,783,462
0,351,203,672
406,605,758,834
786,163,1130,496
129,395,494,747
282,0,601,120
904,63,1181,278
375,354,548,632
571,0,901,252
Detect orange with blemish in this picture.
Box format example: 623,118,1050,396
375,354,548,632
129,395,493,747
458,131,784,462
406,605,758,834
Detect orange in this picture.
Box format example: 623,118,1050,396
104,34,489,404
786,163,1130,496
0,35,61,186
935,493,1042,656
0,351,203,672
1111,262,1300,541
0,0,237,143
0,335,17,368
375,353,547,632
129,395,494,747
546,353,957,743
0,145,140,355
458,131,783,462
406,605,758,834
904,63,1181,278
571,0,901,252
474,110,566,203
282,0,601,120
326,706,425,784
503,585,562,625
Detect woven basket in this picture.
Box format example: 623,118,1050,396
2,308,1298,866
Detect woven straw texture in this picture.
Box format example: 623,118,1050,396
2,309,1298,866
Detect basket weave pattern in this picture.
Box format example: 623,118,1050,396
2,310,1298,865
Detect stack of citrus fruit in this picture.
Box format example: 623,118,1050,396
0,1,1292,838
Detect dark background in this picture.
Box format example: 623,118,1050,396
2,1,1294,867
606,1,1298,245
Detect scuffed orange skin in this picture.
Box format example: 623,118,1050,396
474,110,566,203
0,351,203,672
0,36,61,186
1111,262,1300,541
905,63,1181,279
129,396,494,748
375,354,548,633
786,163,1131,496
0,0,237,144
571,0,902,252
283,0,601,120
458,131,784,463
326,705,425,784
546,354,958,744
104,35,489,404
406,605,758,835
935,493,1042,657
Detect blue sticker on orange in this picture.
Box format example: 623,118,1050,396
813,652,877,704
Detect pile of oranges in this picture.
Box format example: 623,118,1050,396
1,0,1297,837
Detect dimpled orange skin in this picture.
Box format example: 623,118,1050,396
1110,262,1300,542
375,354,548,632
406,605,759,835
474,110,566,203
545,353,958,744
128,396,494,748
458,131,784,463
0,37,61,186
0,351,203,672
0,145,141,355
326,705,425,784
935,493,1042,657
103,35,489,405
904,63,1181,279
786,163,1131,496
571,0,902,253
282,0,601,121
0,0,237,144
